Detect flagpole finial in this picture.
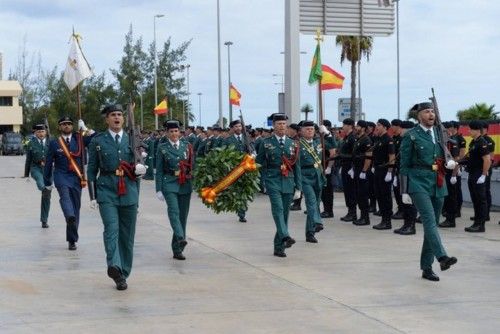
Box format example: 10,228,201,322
314,29,323,43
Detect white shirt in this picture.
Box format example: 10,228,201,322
234,134,242,141
108,129,124,143
419,124,435,144
274,134,287,143
62,134,72,143
169,139,180,148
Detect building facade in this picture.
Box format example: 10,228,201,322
0,80,23,134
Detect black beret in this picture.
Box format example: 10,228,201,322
58,116,73,124
450,121,460,129
101,104,123,116
410,102,434,113
196,126,205,130
229,120,241,127
301,120,315,127
263,128,273,133
342,118,354,126
271,113,288,122
323,119,332,127
391,119,402,127
443,121,452,129
367,121,376,128
482,121,489,129
289,123,300,131
32,124,46,131
401,121,415,129
212,125,223,131
207,126,213,131
187,126,195,130
163,120,182,129
469,120,482,130
356,120,368,128
377,118,391,129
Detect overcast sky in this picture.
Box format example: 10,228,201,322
0,0,499,127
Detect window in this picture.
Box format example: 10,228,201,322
0,97,13,106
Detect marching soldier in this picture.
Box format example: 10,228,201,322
196,126,215,158
156,120,194,260
87,104,147,290
372,119,395,230
256,113,301,257
352,120,373,226
225,119,250,222
339,118,358,222
400,102,457,282
43,116,95,250
24,124,52,228
320,120,337,218
390,119,405,220
464,120,490,233
366,121,378,214
447,121,467,217
479,121,494,221
288,123,303,210
143,132,156,180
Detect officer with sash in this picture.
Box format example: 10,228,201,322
256,113,301,257
156,120,194,260
44,116,95,250
87,104,147,290
24,124,51,228
400,102,457,282
225,119,250,222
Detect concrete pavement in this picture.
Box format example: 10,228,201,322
1,155,500,333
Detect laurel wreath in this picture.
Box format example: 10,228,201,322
193,145,261,214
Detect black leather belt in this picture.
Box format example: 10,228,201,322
412,164,438,171
163,169,180,176
301,165,315,169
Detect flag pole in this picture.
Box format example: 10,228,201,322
314,29,327,167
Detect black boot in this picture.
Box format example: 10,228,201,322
373,210,382,217
341,211,357,222
438,218,456,228
373,218,392,230
465,222,485,233
391,210,405,220
290,198,302,211
398,221,416,235
353,213,370,226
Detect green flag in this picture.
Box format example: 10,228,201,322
308,43,322,84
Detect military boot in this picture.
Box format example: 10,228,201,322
341,210,357,222
373,218,392,230
353,213,370,226
398,220,416,235
290,198,302,211
439,217,456,228
391,210,404,220
465,221,485,233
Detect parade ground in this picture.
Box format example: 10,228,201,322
1,155,500,334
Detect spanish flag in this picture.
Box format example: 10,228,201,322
229,84,242,106
320,65,344,90
154,98,168,115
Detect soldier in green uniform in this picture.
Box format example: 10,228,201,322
225,119,250,222
143,132,156,180
256,113,301,257
400,102,457,282
196,126,214,158
24,124,51,228
87,104,147,290
156,120,194,260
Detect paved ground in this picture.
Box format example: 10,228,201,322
1,155,500,333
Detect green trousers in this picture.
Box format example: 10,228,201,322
98,203,137,278
163,192,191,254
410,192,447,270
267,190,293,252
302,182,322,236
143,157,154,180
31,167,51,223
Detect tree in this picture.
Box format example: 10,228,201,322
456,103,497,121
335,36,373,120
301,103,314,121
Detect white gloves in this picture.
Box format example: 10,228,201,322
348,168,354,179
134,163,148,176
293,189,301,200
318,125,330,135
445,160,457,170
90,200,98,210
45,185,53,191
141,151,148,158
402,194,412,205
324,167,332,175
477,175,486,184
156,191,165,201
384,172,392,182
450,176,457,185
78,119,88,131
359,172,366,180
371,167,375,174
457,168,463,176
393,177,398,187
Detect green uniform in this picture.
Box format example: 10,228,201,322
400,125,448,270
225,134,249,221
143,136,155,180
156,140,193,255
24,136,52,224
298,138,325,237
256,135,302,252
87,131,139,279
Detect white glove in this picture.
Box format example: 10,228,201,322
293,189,301,200
90,200,98,210
450,176,457,185
141,151,148,158
324,167,332,175
348,168,354,179
156,191,165,201
371,167,375,174
318,125,330,135
359,171,366,180
134,163,148,176
445,160,457,170
45,185,53,191
384,172,392,182
78,119,88,131
402,194,412,205
457,168,463,176
477,175,486,184
393,177,398,187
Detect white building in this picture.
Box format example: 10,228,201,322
0,80,23,133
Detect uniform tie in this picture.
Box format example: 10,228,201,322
115,134,120,144
238,135,242,143
426,130,431,136
65,137,70,145
279,138,284,147
173,143,178,150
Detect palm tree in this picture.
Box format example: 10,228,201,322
456,103,497,121
335,36,373,120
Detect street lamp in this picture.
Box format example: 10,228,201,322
180,64,190,127
272,73,284,93
224,41,233,122
216,0,223,127
153,13,165,130
395,0,401,119
197,92,202,127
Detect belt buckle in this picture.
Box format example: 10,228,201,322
432,164,438,171
174,170,180,176
280,164,286,171
115,169,124,177
313,162,319,169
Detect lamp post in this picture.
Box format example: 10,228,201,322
216,0,223,127
224,41,233,122
153,14,165,130
395,0,400,119
272,73,284,93
197,92,202,126
186,64,190,127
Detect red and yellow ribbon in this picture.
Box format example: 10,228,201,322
201,154,257,204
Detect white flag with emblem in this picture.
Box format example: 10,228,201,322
63,34,92,91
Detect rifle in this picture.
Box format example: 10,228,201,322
126,99,146,165
239,110,255,155
429,88,454,165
